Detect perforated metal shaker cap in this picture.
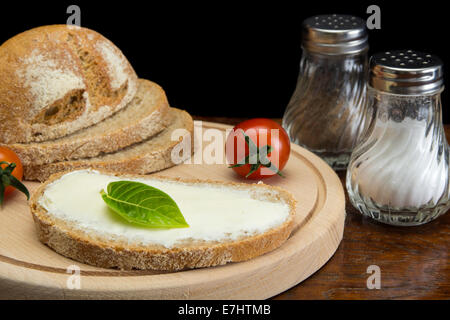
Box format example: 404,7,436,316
370,50,444,95
302,14,368,54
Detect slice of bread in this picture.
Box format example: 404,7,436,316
24,108,194,181
0,25,138,143
4,79,170,166
30,170,297,271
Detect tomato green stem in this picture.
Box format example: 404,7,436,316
0,161,30,207
228,130,284,178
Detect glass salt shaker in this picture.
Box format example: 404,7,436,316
347,50,450,226
282,14,369,170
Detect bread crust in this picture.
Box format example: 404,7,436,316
23,108,194,181
0,25,138,143
29,171,297,271
3,79,170,166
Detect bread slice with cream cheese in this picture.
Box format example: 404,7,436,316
30,170,296,271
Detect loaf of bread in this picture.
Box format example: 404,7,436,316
30,170,297,271
4,79,170,166
0,25,138,144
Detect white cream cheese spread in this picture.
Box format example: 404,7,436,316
39,170,290,248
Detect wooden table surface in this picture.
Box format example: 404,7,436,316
194,116,450,300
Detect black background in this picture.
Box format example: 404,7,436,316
1,1,448,123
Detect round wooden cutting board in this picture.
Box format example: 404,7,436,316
0,121,345,299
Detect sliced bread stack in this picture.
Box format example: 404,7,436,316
0,25,193,181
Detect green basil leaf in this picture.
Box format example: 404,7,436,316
100,181,189,229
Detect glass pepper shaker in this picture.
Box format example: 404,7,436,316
282,14,369,170
346,50,450,226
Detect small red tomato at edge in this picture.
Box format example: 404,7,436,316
0,146,30,206
225,118,291,179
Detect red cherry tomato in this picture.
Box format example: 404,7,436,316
0,147,24,197
225,118,291,179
